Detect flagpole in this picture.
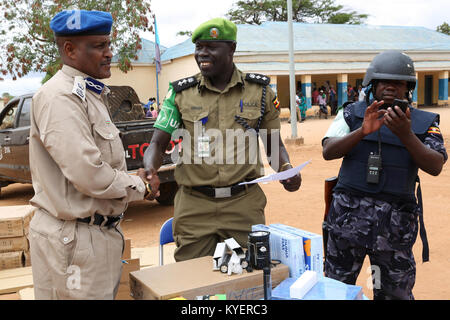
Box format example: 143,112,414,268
156,65,160,108
154,15,160,109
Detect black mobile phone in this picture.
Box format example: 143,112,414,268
393,99,409,114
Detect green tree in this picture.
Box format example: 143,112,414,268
437,22,450,36
2,92,14,100
0,0,154,82
227,0,368,25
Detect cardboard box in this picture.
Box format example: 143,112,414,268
131,245,176,267
0,292,21,300
122,238,131,260
24,251,31,267
0,236,29,253
130,256,289,300
0,205,35,239
270,224,323,275
252,224,305,278
0,266,33,295
115,258,140,300
0,251,25,270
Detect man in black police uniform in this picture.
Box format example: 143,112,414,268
322,50,447,299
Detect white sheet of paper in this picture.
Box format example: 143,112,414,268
239,160,311,185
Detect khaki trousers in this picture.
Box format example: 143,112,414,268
28,209,124,300
173,184,267,261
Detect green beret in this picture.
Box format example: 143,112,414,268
191,18,237,43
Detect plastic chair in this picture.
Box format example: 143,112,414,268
159,217,174,266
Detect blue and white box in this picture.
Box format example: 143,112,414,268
269,224,323,275
272,277,364,300
252,224,305,278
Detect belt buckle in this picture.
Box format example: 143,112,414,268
214,187,232,198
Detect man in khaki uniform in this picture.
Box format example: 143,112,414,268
142,18,302,261
28,10,148,299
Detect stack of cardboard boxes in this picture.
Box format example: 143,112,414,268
0,205,35,271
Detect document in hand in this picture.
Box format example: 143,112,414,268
239,160,311,185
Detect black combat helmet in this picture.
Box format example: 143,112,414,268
363,50,417,102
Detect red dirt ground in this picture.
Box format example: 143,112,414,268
1,106,449,300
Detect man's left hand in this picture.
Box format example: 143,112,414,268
383,106,412,137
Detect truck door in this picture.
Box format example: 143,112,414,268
0,99,20,181
0,97,32,183
11,97,32,182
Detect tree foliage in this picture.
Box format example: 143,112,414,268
2,92,14,100
226,0,368,25
437,22,450,36
0,0,154,82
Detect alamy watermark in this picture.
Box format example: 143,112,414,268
366,265,381,290
168,126,283,172
66,265,81,290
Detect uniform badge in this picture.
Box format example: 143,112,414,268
273,97,280,111
210,27,219,39
72,76,86,101
428,126,442,135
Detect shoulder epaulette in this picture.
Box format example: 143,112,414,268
245,73,270,86
336,101,355,113
171,76,198,93
342,101,354,109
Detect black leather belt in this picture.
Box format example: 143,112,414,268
77,213,123,228
192,183,253,198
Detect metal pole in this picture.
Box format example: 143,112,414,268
287,0,298,138
156,70,160,108
154,15,161,109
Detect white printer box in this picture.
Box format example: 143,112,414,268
269,224,323,275
252,224,305,278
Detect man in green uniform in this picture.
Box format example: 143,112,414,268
141,18,301,261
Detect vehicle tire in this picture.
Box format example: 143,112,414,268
156,181,179,206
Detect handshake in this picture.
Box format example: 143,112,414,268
137,168,161,200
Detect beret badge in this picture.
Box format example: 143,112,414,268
210,27,219,39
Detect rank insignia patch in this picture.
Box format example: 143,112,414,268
273,97,280,110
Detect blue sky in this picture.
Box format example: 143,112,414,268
1,0,449,97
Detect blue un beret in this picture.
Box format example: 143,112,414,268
50,10,113,36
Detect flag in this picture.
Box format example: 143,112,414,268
154,16,162,74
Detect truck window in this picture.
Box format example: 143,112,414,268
0,101,19,130
18,98,31,127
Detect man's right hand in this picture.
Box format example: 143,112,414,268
361,100,387,136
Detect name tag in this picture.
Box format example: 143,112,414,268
198,135,210,158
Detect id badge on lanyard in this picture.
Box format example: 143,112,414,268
198,116,210,158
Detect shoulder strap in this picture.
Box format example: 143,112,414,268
171,76,198,93
416,176,429,262
245,73,270,86
235,85,267,135
336,100,356,114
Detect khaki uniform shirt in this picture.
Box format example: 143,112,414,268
30,65,145,220
156,67,280,187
